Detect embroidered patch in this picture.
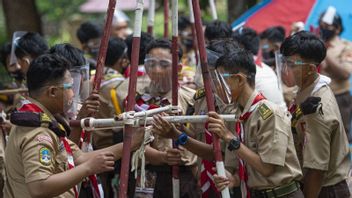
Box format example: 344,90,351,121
40,113,51,123
39,147,52,166
37,135,53,144
194,88,205,100
258,103,273,120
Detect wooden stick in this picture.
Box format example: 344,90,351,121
163,0,169,38
147,0,155,35
191,0,230,197
0,88,28,95
118,0,144,197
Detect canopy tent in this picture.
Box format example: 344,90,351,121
80,0,149,13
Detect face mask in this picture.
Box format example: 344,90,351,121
182,38,194,49
10,70,25,81
320,28,335,41
89,48,99,59
262,50,275,60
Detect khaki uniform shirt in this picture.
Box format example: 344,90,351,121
93,68,126,150
4,99,82,198
293,77,350,187
321,37,352,95
140,86,197,166
232,91,302,189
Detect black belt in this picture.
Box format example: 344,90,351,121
251,181,300,198
146,165,192,173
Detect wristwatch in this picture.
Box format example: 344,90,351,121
227,136,241,151
175,132,188,146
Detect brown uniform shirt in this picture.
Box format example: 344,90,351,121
93,68,126,150
140,85,198,166
230,91,302,189
293,76,350,187
4,99,82,198
321,37,352,95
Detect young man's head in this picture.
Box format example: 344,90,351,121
260,26,286,61
144,39,182,95
318,7,343,42
105,37,129,74
280,31,326,88
0,42,24,81
49,44,90,119
215,48,256,104
125,32,154,65
12,32,49,78
76,21,102,58
232,27,260,56
111,10,131,39
178,16,193,51
204,20,231,43
27,54,74,115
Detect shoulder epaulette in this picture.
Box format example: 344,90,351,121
258,103,273,120
194,88,205,100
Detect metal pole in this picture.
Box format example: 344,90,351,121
191,0,230,197
118,0,144,197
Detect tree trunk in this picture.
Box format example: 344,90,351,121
227,0,257,24
2,0,42,38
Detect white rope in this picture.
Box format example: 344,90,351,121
130,111,154,189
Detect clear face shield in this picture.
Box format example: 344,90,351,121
65,64,90,119
9,31,27,80
144,54,173,95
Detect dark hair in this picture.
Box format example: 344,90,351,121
216,48,256,87
260,26,286,43
205,20,231,41
0,42,11,68
76,21,102,44
27,54,70,93
49,44,86,68
232,27,259,55
145,38,183,60
125,32,154,65
178,16,191,31
207,38,240,55
280,31,326,64
105,37,127,67
319,10,344,33
15,32,48,59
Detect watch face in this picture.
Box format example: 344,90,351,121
228,138,240,151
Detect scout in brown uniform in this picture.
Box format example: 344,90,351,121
152,48,303,198
280,31,350,197
318,8,352,139
136,39,199,197
4,54,143,198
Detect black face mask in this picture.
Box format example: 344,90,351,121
320,28,335,41
182,38,194,50
262,50,275,60
10,70,25,81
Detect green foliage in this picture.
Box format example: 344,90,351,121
36,0,86,22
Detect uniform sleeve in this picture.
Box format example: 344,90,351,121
257,107,290,167
302,113,331,171
22,129,57,183
68,139,83,159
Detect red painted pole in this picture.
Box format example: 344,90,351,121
171,0,180,197
163,0,169,38
118,0,144,197
191,0,230,197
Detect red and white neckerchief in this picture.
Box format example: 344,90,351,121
18,101,80,198
200,123,220,198
235,93,265,198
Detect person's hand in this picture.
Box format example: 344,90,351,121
152,114,180,140
84,151,115,175
161,148,182,166
76,93,101,119
131,127,146,151
213,168,240,191
207,111,234,143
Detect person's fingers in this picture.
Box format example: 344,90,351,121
208,111,220,118
207,117,223,125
